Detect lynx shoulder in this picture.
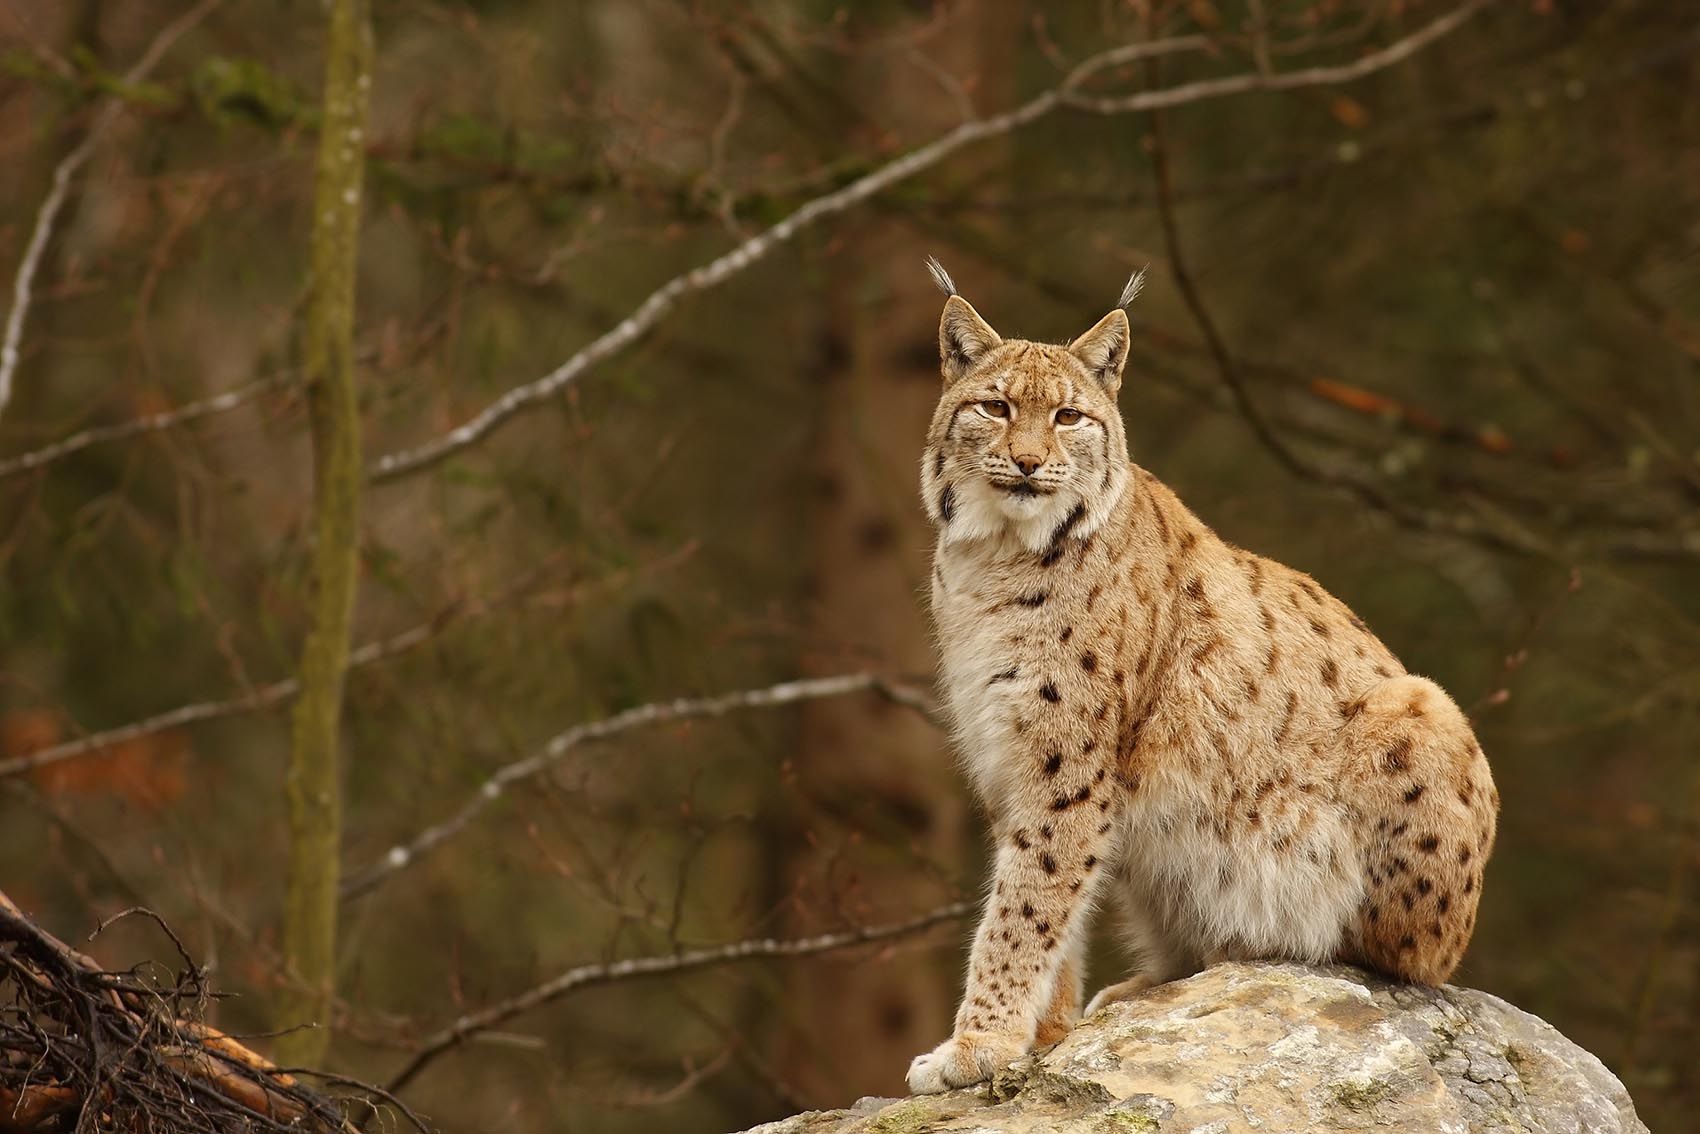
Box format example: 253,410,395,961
906,271,1498,1095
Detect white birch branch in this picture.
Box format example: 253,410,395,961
382,898,975,1093
0,0,225,422
365,4,1484,482
339,672,942,900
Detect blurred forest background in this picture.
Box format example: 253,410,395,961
1,0,1696,1131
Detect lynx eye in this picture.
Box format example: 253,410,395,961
980,400,1010,418
1055,407,1083,426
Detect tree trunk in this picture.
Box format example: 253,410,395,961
275,0,371,1070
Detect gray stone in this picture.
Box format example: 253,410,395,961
735,963,1645,1134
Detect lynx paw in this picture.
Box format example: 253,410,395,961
905,1031,1024,1094
1084,974,1157,1016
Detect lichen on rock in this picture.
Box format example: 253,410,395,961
738,963,1646,1134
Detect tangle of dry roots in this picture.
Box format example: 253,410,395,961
0,890,399,1134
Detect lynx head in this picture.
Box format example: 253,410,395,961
920,263,1140,551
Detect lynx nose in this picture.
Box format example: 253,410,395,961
1013,453,1044,477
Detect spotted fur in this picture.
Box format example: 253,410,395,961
907,290,1498,1095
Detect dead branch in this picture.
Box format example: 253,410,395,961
0,558,574,782
0,376,285,481
1136,20,1564,565
340,672,942,899
382,899,974,1095
0,888,374,1133
0,618,429,782
367,3,1486,482
0,0,225,423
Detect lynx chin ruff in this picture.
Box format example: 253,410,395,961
906,272,1498,1095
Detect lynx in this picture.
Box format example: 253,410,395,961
906,263,1499,1095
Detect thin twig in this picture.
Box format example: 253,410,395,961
367,5,1484,482
340,672,941,900
0,620,430,781
0,375,287,480
0,0,225,422
1137,11,1552,562
382,900,975,1095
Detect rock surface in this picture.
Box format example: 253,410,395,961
741,962,1644,1134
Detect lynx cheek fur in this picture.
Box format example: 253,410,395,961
906,272,1499,1095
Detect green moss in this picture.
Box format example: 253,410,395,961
856,1097,950,1133
1330,1076,1394,1112
1098,1113,1162,1133
190,56,312,131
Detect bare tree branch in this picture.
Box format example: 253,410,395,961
1136,12,1562,565
382,899,975,1094
367,4,1485,482
1061,0,1487,115
340,672,942,900
0,0,224,422
0,619,431,781
0,374,285,480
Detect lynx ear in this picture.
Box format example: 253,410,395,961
939,296,1003,383
1068,308,1130,392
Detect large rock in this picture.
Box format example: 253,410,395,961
743,962,1644,1134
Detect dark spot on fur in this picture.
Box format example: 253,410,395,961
1382,737,1413,773
1016,590,1048,608
1404,784,1426,804
1309,617,1331,638
1021,902,1035,919
990,666,1019,685
1013,830,1031,850
1040,682,1061,703
1438,895,1451,914
1043,752,1063,777
1458,847,1472,865
1060,626,1074,643
1417,834,1441,853
1320,658,1339,686
1416,877,1433,896
1041,853,1057,874
932,450,946,477
1040,824,1053,840
1080,652,1098,673
939,484,955,522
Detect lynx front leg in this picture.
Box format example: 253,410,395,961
907,794,1116,1094
1034,934,1086,1047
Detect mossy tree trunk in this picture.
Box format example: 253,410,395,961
275,0,371,1070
